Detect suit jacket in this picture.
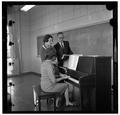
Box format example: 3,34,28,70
54,41,73,66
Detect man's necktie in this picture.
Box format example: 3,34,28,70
61,42,64,48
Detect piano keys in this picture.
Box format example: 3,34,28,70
62,54,112,112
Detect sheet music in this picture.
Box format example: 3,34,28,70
63,54,83,85
63,54,83,70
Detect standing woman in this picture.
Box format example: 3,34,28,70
40,34,60,76
40,34,56,62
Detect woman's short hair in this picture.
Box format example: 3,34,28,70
43,34,53,43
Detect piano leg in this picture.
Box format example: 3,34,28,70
79,87,84,111
87,88,92,111
79,86,90,112
78,87,82,111
80,87,96,112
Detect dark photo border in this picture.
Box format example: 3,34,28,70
2,1,118,114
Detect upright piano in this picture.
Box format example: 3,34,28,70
62,54,112,113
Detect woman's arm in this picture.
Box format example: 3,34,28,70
47,63,69,83
56,77,65,82
56,73,70,82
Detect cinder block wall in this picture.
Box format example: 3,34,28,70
29,5,112,73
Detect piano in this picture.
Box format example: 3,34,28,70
61,54,112,113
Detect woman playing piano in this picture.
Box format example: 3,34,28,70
40,53,73,107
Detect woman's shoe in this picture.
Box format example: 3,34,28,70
66,102,74,106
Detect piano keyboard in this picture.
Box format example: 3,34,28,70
68,76,79,84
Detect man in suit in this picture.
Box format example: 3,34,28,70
54,32,74,100
54,32,73,67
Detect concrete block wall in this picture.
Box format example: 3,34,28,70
29,5,112,35
29,5,112,73
8,5,112,74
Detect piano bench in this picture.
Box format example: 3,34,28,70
32,85,62,111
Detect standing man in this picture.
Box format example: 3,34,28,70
54,32,73,67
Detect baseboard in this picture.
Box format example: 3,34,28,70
7,72,41,78
30,72,41,77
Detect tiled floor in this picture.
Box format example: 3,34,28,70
7,73,40,112
7,73,81,112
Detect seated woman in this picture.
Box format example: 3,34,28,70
40,53,73,106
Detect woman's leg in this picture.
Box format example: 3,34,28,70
64,87,73,106
56,97,59,107
43,83,73,106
